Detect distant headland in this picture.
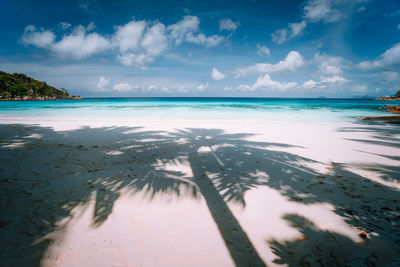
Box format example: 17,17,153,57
374,90,400,101
0,71,81,101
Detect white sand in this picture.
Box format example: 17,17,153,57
0,115,399,266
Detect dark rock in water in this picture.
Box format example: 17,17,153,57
359,232,368,239
362,116,400,124
383,105,400,113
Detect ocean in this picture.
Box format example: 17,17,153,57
0,97,398,123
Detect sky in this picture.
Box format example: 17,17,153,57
0,0,400,98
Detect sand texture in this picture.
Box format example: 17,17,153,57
0,118,399,266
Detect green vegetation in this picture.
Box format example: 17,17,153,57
0,71,69,99
394,90,400,98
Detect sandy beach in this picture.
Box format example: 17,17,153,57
0,114,399,266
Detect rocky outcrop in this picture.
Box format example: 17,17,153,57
362,116,400,124
384,104,400,113
375,96,400,100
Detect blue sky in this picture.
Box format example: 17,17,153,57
0,0,399,97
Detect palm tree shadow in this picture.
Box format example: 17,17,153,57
1,124,399,266
268,214,377,266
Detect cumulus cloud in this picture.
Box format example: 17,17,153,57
113,83,133,92
51,25,111,59
234,51,304,78
211,68,225,80
257,44,270,56
303,79,317,89
95,76,112,92
141,23,168,56
219,19,239,31
167,15,200,45
272,20,306,44
186,32,224,47
21,24,110,59
116,53,154,67
197,82,209,91
20,25,56,48
313,52,344,75
301,74,348,91
320,75,347,83
238,74,297,91
113,20,168,67
303,52,348,90
94,76,135,92
113,20,146,53
21,15,226,67
358,42,400,70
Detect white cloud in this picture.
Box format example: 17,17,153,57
86,22,96,32
398,24,400,30
358,42,400,70
219,19,239,31
186,32,224,47
301,75,348,91
234,51,304,78
271,29,288,45
167,15,200,45
313,53,344,75
113,20,168,67
21,24,111,59
289,21,307,37
211,68,225,80
51,25,111,59
303,0,342,23
60,22,72,30
320,75,347,83
20,25,56,49
95,76,112,92
113,83,133,92
197,82,209,91
141,23,168,56
272,20,306,44
303,79,317,89
238,74,297,91
21,16,226,67
116,53,154,67
167,16,224,47
257,44,270,56
113,20,146,53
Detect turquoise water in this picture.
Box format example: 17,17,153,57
0,97,398,122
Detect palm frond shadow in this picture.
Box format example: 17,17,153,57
0,124,399,266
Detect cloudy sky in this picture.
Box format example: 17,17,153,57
0,0,399,97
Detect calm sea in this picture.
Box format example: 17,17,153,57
0,97,398,122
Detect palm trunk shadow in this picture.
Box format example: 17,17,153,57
189,152,266,267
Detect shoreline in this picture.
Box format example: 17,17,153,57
0,96,82,101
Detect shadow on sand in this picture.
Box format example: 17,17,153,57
0,123,399,266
